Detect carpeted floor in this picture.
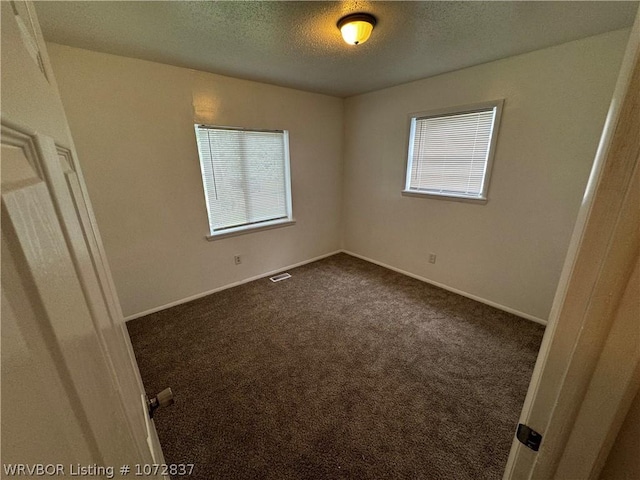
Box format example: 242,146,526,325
127,253,544,479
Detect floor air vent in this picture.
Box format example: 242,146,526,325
270,273,291,282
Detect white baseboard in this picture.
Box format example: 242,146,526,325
125,248,547,327
341,249,548,326
124,250,342,321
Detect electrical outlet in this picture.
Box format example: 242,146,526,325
234,255,241,265
428,253,437,264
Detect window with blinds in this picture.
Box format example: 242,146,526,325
195,125,292,236
404,100,503,201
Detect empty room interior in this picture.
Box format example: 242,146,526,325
2,1,639,479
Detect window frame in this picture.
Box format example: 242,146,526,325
194,124,295,241
402,99,504,204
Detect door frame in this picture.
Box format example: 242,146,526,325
504,7,640,479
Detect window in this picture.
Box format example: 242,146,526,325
403,100,503,202
195,125,293,239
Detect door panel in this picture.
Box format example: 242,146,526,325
2,130,139,467
1,255,93,466
1,0,165,472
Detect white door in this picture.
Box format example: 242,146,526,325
1,1,165,474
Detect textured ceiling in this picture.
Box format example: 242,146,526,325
35,1,637,97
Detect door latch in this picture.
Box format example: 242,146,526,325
516,423,542,451
147,387,174,418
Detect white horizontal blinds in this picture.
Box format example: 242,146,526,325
410,108,496,197
195,126,287,232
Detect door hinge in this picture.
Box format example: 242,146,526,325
516,423,542,451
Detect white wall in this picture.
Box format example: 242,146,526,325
342,29,629,322
47,43,344,317
49,30,628,322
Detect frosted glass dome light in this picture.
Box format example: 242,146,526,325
337,13,377,46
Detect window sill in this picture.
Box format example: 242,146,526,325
401,190,488,204
206,218,296,241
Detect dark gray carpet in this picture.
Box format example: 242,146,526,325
127,253,544,479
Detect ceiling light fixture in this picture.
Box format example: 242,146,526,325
337,13,377,46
